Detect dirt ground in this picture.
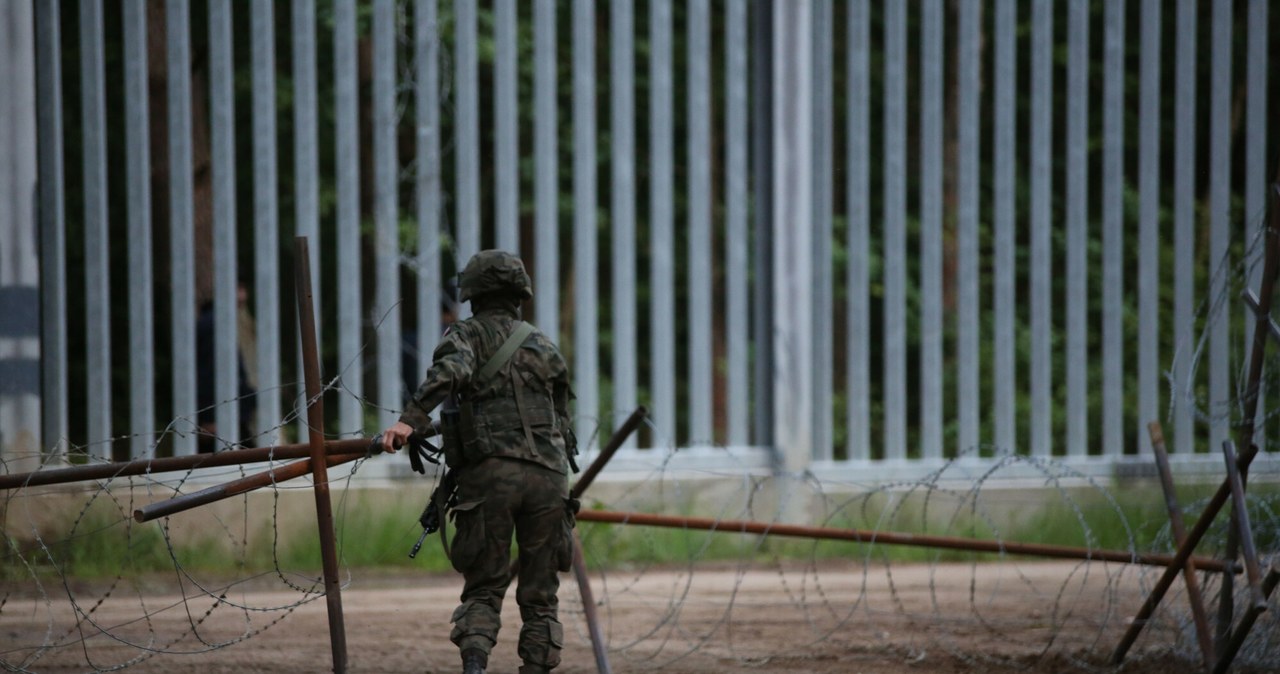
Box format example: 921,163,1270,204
2,560,1276,673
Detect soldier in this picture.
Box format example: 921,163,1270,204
382,250,578,674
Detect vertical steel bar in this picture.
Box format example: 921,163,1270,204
36,0,68,456
1030,0,1052,458
611,0,636,448
495,0,519,254
80,0,111,458
725,0,748,448
750,1,773,449
846,0,868,461
167,0,197,456
1065,0,1088,459
293,0,319,444
1149,422,1215,669
811,0,833,462
992,0,1016,454
1102,0,1124,457
919,0,943,461
124,0,154,458
253,0,280,445
373,0,400,430
335,0,363,435
1,0,41,473
956,0,979,457
1207,0,1232,453
295,238,348,673
574,0,598,450
210,0,238,451
649,0,675,445
456,0,480,279
1244,0,1270,373
688,0,712,445
294,0,319,276
534,0,559,344
1209,0,1236,645
1172,0,1196,456
1245,0,1270,230
1137,0,1161,455
1235,192,1280,500
882,0,905,461
772,0,812,472
416,0,442,382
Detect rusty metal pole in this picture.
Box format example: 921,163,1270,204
573,406,647,500
1114,184,1280,665
133,450,366,522
296,237,348,673
1111,444,1257,664
1222,442,1266,610
570,531,611,674
132,429,438,522
1212,562,1279,674
506,407,644,673
1149,421,1215,669
574,510,1233,572
1219,185,1280,658
0,438,371,491
564,406,645,674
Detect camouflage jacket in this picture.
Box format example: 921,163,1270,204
400,303,576,474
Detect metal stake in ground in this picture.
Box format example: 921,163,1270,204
296,236,348,673
1113,182,1280,666
1148,421,1214,669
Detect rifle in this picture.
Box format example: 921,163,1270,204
369,428,451,559
409,467,458,559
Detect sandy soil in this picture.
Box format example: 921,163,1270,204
2,560,1274,673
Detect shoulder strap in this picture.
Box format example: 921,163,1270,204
476,321,535,384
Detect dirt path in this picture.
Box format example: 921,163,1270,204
2,561,1271,673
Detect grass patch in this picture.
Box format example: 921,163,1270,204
5,484,1277,579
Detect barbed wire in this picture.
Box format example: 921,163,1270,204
4,396,1279,672
6,212,1280,672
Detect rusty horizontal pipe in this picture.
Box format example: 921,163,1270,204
133,451,368,522
0,439,375,491
576,510,1235,573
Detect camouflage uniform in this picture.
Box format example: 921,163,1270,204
399,251,576,673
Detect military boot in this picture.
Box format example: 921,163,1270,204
518,664,550,674
461,648,487,674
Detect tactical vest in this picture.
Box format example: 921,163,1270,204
442,322,566,473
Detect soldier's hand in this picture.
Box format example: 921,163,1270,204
381,421,414,454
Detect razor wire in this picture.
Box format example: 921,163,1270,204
2,362,1279,672
6,225,1280,671
6,218,1280,671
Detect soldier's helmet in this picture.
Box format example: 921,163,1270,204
458,250,534,302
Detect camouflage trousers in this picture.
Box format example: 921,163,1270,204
448,457,574,670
